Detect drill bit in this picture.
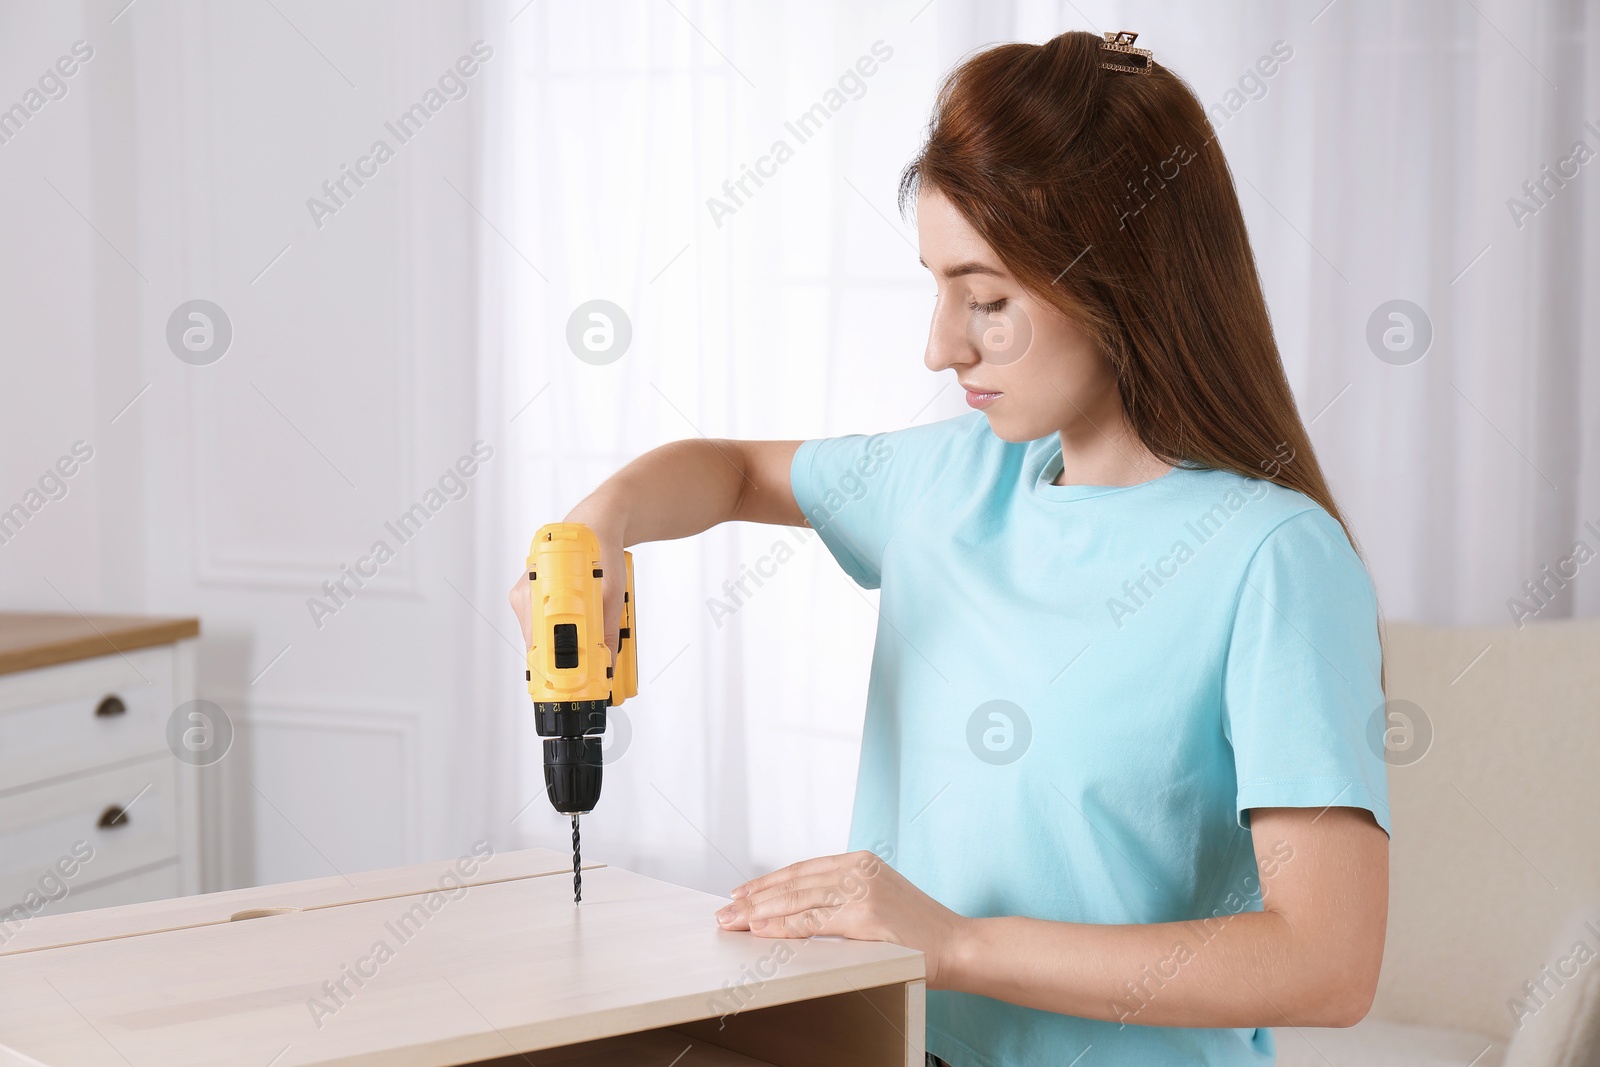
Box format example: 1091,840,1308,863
572,813,582,903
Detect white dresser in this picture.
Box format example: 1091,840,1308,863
0,614,202,930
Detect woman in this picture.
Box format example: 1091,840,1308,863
512,29,1388,1067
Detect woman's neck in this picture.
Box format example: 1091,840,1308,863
1052,419,1171,488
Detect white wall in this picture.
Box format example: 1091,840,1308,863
0,0,499,888
0,4,118,608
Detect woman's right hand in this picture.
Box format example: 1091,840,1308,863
507,498,628,669
506,439,799,671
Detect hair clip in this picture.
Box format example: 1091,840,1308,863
1100,30,1153,75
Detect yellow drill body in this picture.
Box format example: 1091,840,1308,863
525,522,636,902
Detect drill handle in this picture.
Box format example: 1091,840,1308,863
614,549,638,703
526,522,638,707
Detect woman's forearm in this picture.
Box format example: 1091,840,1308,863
942,910,1362,1030
567,439,749,546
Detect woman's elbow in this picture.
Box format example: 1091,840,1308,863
1301,961,1380,1028
1323,983,1377,1028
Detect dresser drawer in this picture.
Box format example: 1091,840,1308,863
0,648,175,793
0,758,179,913
49,860,183,917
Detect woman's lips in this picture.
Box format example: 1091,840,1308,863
964,388,1002,409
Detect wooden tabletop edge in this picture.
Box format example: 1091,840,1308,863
0,615,201,676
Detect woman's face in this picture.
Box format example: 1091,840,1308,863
917,187,1121,444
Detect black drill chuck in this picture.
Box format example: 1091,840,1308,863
543,736,603,814
536,700,607,815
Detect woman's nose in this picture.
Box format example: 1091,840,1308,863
924,295,977,373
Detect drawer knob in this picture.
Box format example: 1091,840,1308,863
97,805,130,829
95,696,127,718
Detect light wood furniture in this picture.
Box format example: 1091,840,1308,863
0,613,202,926
0,847,926,1066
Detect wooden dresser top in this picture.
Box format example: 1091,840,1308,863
0,613,200,676
0,848,923,1066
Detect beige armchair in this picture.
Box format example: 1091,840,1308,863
1277,618,1600,1067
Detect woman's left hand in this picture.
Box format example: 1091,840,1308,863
714,850,967,987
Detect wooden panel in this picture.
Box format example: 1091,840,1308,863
902,980,925,1067
0,861,922,1066
676,979,918,1067
474,1028,777,1066
0,650,173,794
0,846,583,956
0,615,199,676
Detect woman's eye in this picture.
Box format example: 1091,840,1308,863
968,298,1007,315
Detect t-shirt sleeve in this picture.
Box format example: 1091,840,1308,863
1223,506,1392,836
788,419,958,590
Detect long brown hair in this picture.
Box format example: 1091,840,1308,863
900,31,1363,559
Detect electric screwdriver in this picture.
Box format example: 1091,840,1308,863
524,522,637,904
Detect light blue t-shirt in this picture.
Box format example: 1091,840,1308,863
789,410,1390,1067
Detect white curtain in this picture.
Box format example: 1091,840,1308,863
1190,0,1600,627
476,0,1599,893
